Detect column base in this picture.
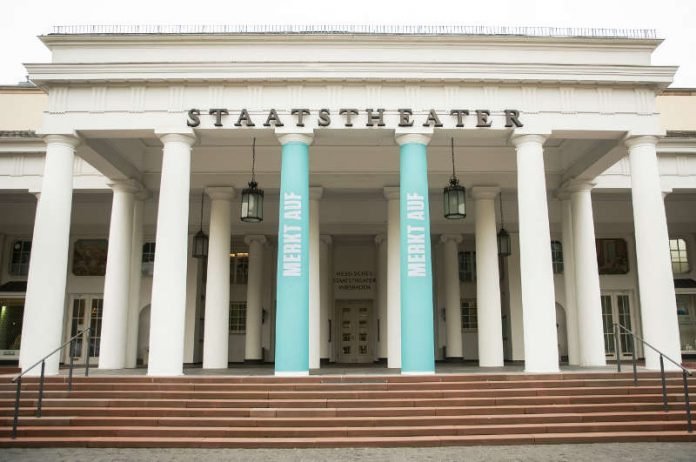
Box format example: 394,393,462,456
275,370,310,377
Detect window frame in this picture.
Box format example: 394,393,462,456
9,240,32,276
460,298,478,331
669,238,690,275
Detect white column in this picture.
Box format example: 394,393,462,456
375,234,388,359
627,136,682,370
559,196,580,366
512,134,559,373
202,187,235,369
19,134,79,375
99,180,139,370
125,195,145,368
384,187,401,369
308,187,322,369
472,187,505,367
320,235,332,360
244,235,266,361
440,234,463,359
569,183,606,367
148,132,195,376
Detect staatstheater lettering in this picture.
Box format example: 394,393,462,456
186,108,523,128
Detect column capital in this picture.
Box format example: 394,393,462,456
108,179,142,194
510,133,547,148
440,234,463,245
244,234,267,246
135,189,152,201
562,180,596,194
275,127,314,146
394,128,433,146
41,133,81,149
470,186,500,200
156,130,196,146
309,186,324,200
383,186,400,200
624,135,659,150
374,234,386,245
205,186,235,201
320,234,333,246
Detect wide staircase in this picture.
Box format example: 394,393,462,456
0,371,694,448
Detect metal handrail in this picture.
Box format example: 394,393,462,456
613,322,692,433
10,327,92,439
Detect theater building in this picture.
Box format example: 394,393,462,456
0,25,695,377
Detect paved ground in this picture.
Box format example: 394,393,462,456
1,443,696,461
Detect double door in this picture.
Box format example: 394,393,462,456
338,300,372,363
601,292,636,359
65,296,103,365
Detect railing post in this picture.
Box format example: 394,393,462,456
614,323,621,373
11,377,21,439
683,370,692,433
660,355,668,412
36,360,46,418
68,339,75,392
631,335,638,386
84,329,91,377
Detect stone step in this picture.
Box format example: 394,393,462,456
2,410,690,429
2,431,696,448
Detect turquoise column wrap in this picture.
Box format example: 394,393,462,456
274,141,310,374
399,141,435,373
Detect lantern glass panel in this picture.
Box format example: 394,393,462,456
443,185,466,219
241,186,264,223
497,228,512,257
192,230,209,259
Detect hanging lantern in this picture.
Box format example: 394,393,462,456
497,193,512,257
443,137,466,219
241,138,264,223
192,192,208,259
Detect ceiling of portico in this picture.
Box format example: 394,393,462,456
76,128,626,196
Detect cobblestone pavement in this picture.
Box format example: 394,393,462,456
1,443,696,462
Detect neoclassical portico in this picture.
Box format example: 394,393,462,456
16,26,686,377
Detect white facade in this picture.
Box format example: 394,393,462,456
0,25,695,375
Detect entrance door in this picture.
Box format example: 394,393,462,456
601,292,636,360
65,296,104,365
338,300,372,363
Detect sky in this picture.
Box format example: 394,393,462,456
1,0,695,87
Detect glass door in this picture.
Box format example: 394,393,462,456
601,292,635,360
338,300,372,363
66,296,103,365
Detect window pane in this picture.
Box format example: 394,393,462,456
460,299,477,329
458,251,476,282
551,240,564,274
9,240,32,276
229,302,247,333
669,239,689,274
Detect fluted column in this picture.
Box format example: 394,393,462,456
440,234,463,359
148,131,195,376
559,195,580,366
244,235,266,361
99,180,139,369
569,182,606,367
375,234,388,359
471,186,504,367
19,134,79,375
627,136,682,370
202,187,235,369
320,235,332,361
384,187,401,369
396,131,435,374
512,134,559,373
275,131,313,376
308,187,322,369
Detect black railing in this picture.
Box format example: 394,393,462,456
10,327,92,439
613,322,692,433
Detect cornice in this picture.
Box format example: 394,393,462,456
25,62,677,88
